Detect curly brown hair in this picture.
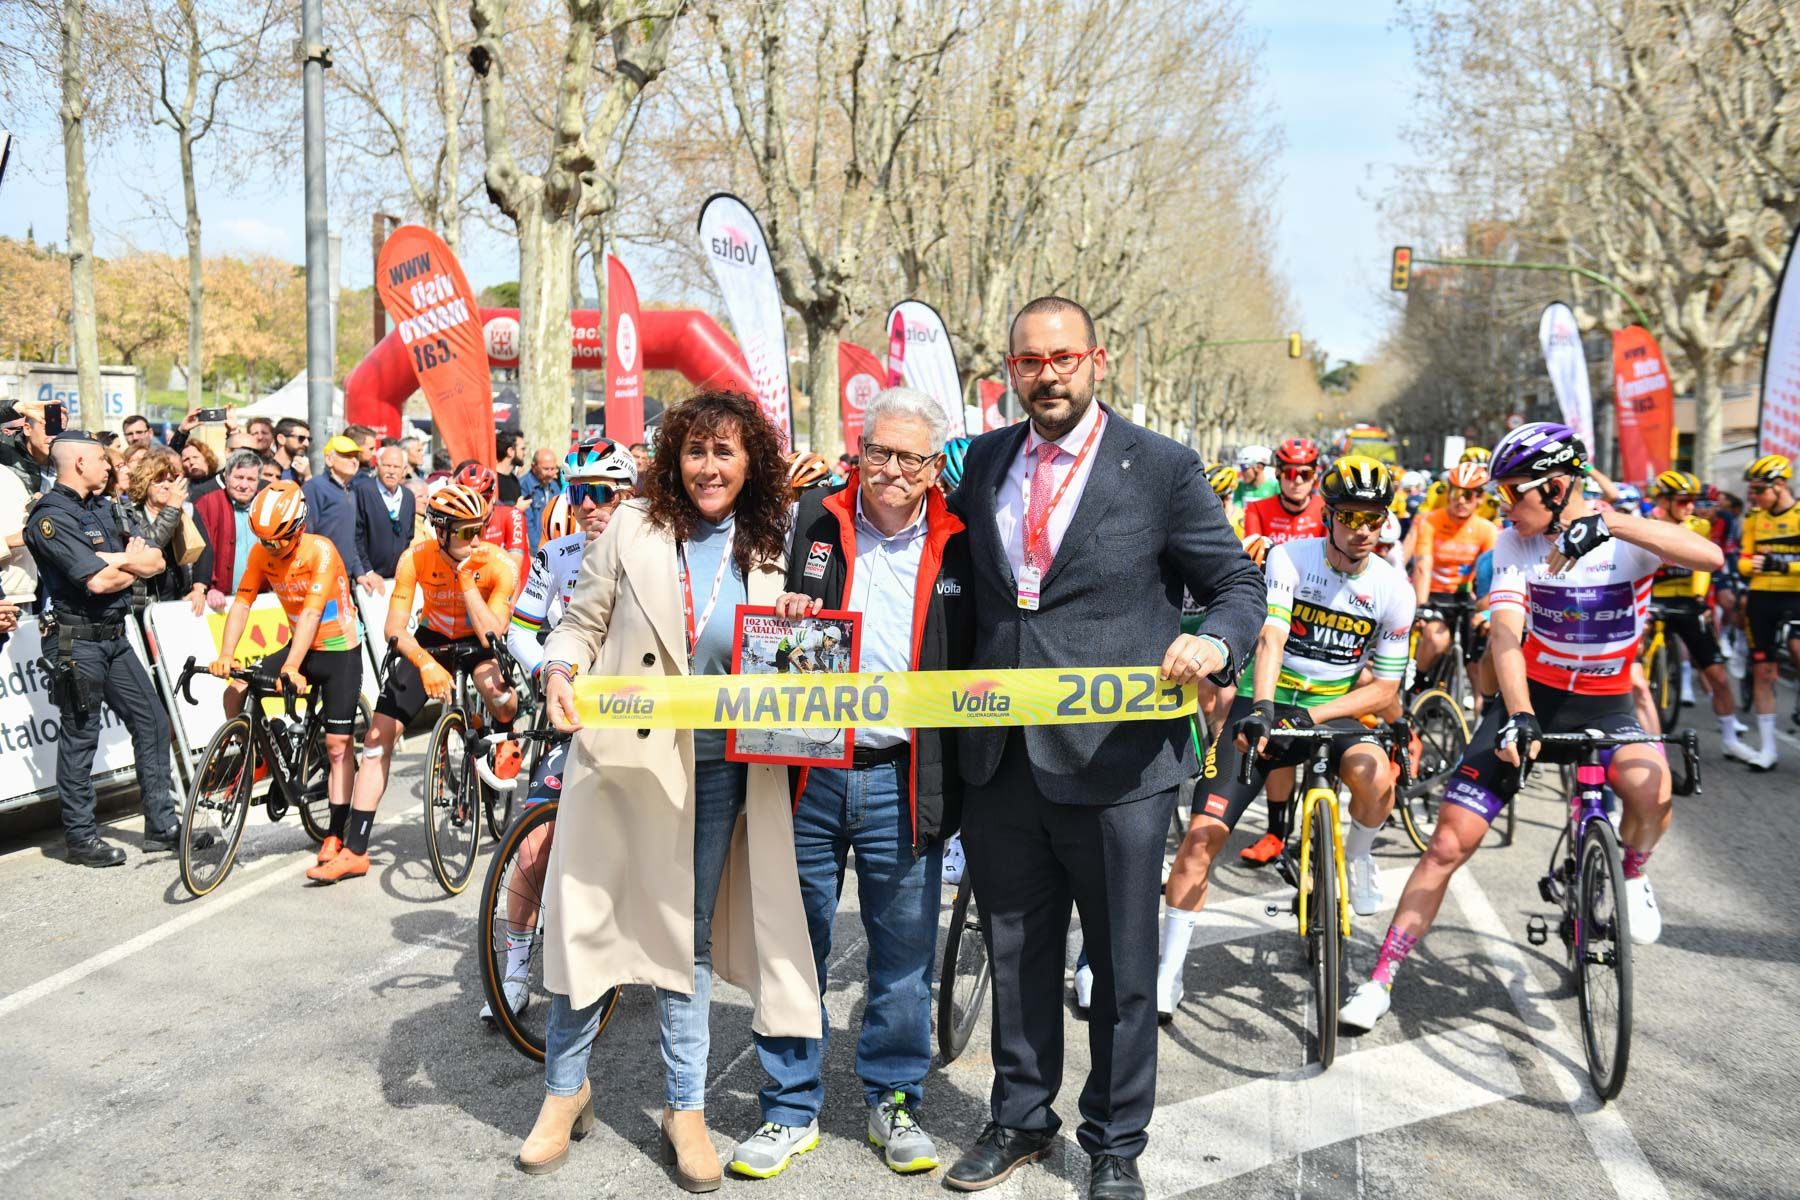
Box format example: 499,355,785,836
127,448,182,506
645,390,791,576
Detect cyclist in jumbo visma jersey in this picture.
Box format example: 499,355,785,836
1154,455,1415,1017
1340,423,1721,1032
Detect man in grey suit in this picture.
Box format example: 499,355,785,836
942,297,1266,1200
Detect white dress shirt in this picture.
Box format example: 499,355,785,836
848,491,928,749
994,401,1107,583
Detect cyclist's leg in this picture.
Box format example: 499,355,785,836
1745,593,1784,762
1415,616,1450,677
472,657,519,725
1629,659,1660,736
222,679,249,719
307,648,363,823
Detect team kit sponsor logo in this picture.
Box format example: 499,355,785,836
1286,598,1377,666
804,541,832,579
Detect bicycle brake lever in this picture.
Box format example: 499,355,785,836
177,656,199,706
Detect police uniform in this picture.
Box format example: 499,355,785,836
25,437,178,860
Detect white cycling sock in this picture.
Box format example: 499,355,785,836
1759,712,1779,752
505,931,533,980
1719,714,1740,741
1158,906,1202,991
1679,661,1693,693
1345,818,1381,862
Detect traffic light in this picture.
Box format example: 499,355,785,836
1287,332,1302,359
1391,246,1412,292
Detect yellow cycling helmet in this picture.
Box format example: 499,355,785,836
1654,469,1701,497
1745,454,1792,483
1320,454,1395,507
1204,462,1237,497
1458,446,1492,465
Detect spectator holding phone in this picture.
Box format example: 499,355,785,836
1,399,61,495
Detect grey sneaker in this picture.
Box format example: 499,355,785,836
729,1119,820,1179
868,1092,938,1174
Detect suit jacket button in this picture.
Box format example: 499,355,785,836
642,652,656,666
637,728,650,739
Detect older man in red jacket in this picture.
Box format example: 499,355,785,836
192,450,266,608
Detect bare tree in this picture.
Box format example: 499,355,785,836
60,0,103,414
469,0,685,453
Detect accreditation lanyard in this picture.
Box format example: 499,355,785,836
1017,415,1102,610
678,526,736,661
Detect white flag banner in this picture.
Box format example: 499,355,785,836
1538,302,1595,449
885,299,967,438
1758,225,1800,461
697,193,792,441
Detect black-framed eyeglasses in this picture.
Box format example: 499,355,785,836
861,443,940,475
570,482,628,506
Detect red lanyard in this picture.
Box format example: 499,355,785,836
1023,413,1103,566
678,526,736,659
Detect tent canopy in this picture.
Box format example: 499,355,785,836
236,374,345,427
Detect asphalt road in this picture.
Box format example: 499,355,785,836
3,706,1797,1199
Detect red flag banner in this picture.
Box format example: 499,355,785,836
1610,325,1675,481
838,342,884,454
375,224,494,469
605,256,645,445
977,380,1006,432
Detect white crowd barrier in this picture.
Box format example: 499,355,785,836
0,616,150,814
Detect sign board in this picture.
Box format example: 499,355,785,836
0,616,146,813
1442,435,1467,466
0,361,140,432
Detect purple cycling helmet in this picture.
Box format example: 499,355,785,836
1490,421,1588,480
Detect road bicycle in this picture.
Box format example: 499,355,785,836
172,656,372,897
1524,727,1700,1101
1638,602,1682,735
477,730,622,1061
1397,625,1477,853
1241,723,1409,1069
936,871,989,1063
383,634,526,896
1411,598,1478,712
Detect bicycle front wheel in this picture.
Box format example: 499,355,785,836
1646,637,1678,735
295,698,372,843
1401,689,1470,854
936,876,990,1063
424,709,482,895
1308,798,1342,1068
1576,821,1633,1100
180,715,256,897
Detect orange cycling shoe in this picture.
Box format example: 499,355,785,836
1238,833,1285,865
315,835,343,865
494,739,523,781
305,848,370,884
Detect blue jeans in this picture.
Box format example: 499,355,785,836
544,758,747,1106
754,760,943,1124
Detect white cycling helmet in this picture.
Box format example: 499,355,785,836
822,625,843,643
1235,444,1273,469
1379,512,1402,546
566,437,638,486
1400,469,1430,492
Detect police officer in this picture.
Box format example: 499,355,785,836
26,432,189,867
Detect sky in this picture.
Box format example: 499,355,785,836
1,2,1419,365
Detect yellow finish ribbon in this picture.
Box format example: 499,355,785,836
572,667,1198,729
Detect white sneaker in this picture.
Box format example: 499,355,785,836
1339,980,1391,1032
941,835,965,886
1721,735,1759,764
479,977,529,1023
1624,876,1662,945
1073,961,1093,1011
1156,967,1180,1020
1347,854,1383,917
1749,744,1779,772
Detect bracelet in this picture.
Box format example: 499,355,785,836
543,661,577,685
1196,634,1231,672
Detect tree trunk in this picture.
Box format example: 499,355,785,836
181,126,204,413
431,0,461,254
1691,347,1722,481
60,0,101,420
516,194,575,457
804,317,840,456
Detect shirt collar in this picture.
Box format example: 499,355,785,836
1023,400,1104,460
854,488,927,544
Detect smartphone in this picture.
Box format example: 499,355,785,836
197,407,227,423
44,403,64,436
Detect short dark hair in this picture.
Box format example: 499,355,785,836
342,423,377,445
246,416,275,435
122,414,149,431
380,435,403,448
1010,295,1096,351
496,431,522,459
275,417,309,438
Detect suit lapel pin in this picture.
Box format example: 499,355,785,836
1120,459,1131,470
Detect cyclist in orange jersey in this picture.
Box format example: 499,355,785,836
1411,460,1499,681
310,482,521,884
209,482,364,857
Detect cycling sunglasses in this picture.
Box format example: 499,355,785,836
570,482,627,506
1449,486,1484,502
434,522,482,543
1279,466,1316,482
1331,509,1386,531
1494,477,1556,507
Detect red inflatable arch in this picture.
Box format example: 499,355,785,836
344,306,757,436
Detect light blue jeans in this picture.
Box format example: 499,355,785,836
543,758,747,1107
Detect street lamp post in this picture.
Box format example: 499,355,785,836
301,0,333,472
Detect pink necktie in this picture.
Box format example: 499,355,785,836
1025,441,1059,574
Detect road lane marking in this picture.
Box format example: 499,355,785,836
1187,867,1413,951
1447,871,1670,1200
1137,1023,1522,1196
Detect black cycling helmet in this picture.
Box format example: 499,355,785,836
1319,454,1395,508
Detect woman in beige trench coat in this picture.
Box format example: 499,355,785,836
517,392,822,1186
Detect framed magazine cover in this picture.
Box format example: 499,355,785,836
725,605,862,767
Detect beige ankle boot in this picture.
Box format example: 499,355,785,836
516,1082,595,1175
660,1106,722,1192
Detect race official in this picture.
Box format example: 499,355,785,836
25,433,187,868
742,387,972,1179
943,297,1265,1200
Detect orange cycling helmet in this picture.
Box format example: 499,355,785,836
427,482,490,526
541,493,581,542
1445,461,1490,490
248,481,307,545
786,451,831,492
453,460,499,501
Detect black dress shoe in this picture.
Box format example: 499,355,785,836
68,839,126,868
1088,1154,1143,1200
944,1123,1055,1192
144,824,214,852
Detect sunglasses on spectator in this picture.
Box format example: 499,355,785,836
861,443,940,474
1279,467,1316,482
1331,509,1386,531
1005,348,1099,378
570,482,627,506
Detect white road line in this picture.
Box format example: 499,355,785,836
1188,868,1413,951
0,852,316,1021
1138,1024,1523,1197
1447,871,1671,1200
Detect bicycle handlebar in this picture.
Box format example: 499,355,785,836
1521,727,1702,796
175,655,300,718
1233,722,1409,787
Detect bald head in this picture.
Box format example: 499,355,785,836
52,438,109,494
